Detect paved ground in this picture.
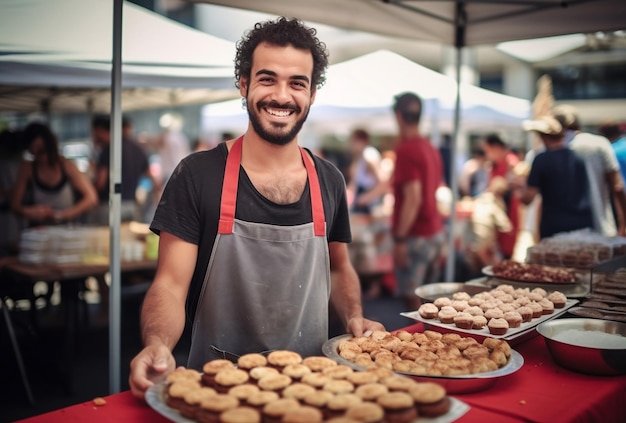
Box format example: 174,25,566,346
0,285,410,422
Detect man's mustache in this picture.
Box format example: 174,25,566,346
257,100,300,114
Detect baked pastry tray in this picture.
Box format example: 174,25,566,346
400,299,578,343
146,379,470,423
467,276,590,298
323,334,523,395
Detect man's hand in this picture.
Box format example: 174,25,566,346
129,344,176,400
346,316,386,337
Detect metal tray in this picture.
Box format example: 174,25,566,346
322,334,524,395
414,282,490,302
482,265,580,285
401,299,578,344
466,276,590,298
146,380,471,423
567,306,626,323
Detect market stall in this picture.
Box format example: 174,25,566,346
6,230,626,423
13,324,626,423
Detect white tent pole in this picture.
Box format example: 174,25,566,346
109,0,123,394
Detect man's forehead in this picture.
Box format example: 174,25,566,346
251,43,313,75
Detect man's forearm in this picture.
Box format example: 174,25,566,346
140,287,186,350
330,267,364,327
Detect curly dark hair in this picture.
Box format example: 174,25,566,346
234,17,329,91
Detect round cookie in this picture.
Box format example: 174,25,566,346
249,366,280,383
219,406,261,423
261,398,300,422
326,393,363,420
302,356,338,372
166,380,201,412
257,374,292,393
323,379,355,395
345,402,385,423
267,350,302,369
197,393,239,422
282,405,324,423
201,359,235,387
166,368,202,384
237,353,268,370
180,387,218,419
282,364,312,380
301,372,331,389
376,392,417,423
322,364,354,379
228,384,260,402
408,382,451,417
214,368,250,393
302,390,334,409
282,383,317,401
245,391,280,410
354,383,388,401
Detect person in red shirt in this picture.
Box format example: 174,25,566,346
481,134,521,259
391,92,446,311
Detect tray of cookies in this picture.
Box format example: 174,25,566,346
322,330,523,395
146,349,471,423
409,282,579,344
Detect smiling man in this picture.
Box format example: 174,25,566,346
129,17,384,400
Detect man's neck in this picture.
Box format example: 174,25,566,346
238,131,303,172
400,124,420,139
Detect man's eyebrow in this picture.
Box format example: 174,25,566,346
291,75,310,84
255,69,277,78
255,69,310,84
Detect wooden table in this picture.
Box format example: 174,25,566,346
15,322,626,423
0,256,157,400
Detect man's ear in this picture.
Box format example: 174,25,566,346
239,78,248,97
310,88,317,105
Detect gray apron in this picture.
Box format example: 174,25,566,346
187,136,331,369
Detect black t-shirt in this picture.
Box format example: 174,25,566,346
150,142,351,319
527,147,593,238
97,138,149,202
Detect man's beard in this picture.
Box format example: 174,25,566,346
246,98,310,146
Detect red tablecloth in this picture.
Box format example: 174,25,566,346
16,324,626,423
403,323,626,423
14,390,522,423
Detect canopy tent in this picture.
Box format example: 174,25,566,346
0,0,239,395
202,50,530,150
0,0,239,113
187,0,625,46
190,0,625,282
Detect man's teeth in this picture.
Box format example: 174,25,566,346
267,108,291,117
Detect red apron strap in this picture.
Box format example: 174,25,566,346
300,147,326,237
219,138,325,236
218,136,243,234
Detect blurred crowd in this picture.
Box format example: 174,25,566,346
0,113,195,258
339,104,626,300
1,104,625,305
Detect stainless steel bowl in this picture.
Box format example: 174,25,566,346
536,318,626,376
322,334,524,394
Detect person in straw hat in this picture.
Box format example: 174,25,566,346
516,114,593,239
